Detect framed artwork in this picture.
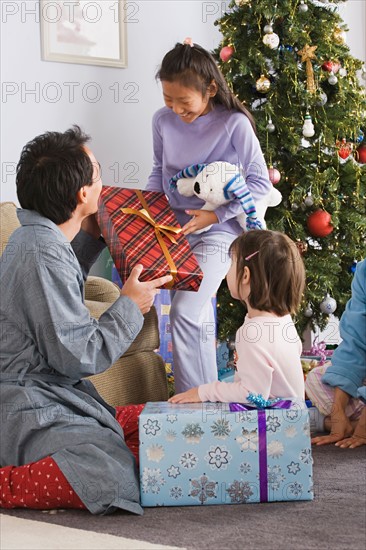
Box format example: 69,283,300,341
40,0,127,68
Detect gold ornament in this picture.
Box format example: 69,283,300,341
333,26,346,45
297,44,317,94
256,74,271,93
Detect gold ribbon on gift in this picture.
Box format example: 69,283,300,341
121,189,181,289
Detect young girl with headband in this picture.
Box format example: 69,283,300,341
146,38,272,393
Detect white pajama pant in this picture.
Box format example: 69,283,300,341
170,231,237,393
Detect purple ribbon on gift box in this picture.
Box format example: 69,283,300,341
302,336,333,365
229,396,292,503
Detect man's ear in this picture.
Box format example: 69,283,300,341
76,186,88,205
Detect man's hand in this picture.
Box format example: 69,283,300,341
168,387,201,403
121,264,172,314
181,210,218,235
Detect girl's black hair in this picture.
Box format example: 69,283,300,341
156,42,256,132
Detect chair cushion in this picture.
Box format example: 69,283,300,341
0,202,20,252
85,300,160,354
85,275,120,303
88,351,169,406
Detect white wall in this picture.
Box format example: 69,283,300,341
0,0,223,203
1,1,365,205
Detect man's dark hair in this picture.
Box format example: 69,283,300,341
16,125,93,224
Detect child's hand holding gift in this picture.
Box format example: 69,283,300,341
169,387,201,403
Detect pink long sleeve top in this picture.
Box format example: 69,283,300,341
199,315,305,403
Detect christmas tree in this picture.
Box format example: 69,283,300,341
215,0,366,342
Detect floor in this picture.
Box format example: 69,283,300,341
1,513,182,550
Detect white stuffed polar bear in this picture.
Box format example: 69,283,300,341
170,161,282,234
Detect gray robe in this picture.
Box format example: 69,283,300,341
0,209,144,515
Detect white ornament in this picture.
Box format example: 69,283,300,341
304,304,313,317
339,67,347,77
266,118,276,133
317,91,328,106
320,294,337,314
263,32,280,50
328,72,338,85
304,193,314,207
299,1,309,12
263,24,273,34
361,66,366,81
302,112,315,138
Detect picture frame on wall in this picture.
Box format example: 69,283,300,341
40,0,127,68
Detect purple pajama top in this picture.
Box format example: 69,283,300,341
146,104,272,236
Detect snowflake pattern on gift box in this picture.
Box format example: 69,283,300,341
170,486,183,500
179,452,198,469
189,474,217,504
299,448,312,465
146,444,165,462
287,481,304,498
142,418,161,437
236,428,258,452
204,446,232,470
285,425,297,438
267,440,284,459
236,411,257,424
303,420,310,437
239,462,252,474
267,465,286,491
287,461,301,475
226,480,254,504
210,418,232,439
166,414,178,424
182,423,205,444
165,429,176,442
285,408,300,421
141,467,166,494
167,465,181,479
266,414,281,432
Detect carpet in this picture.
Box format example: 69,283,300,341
1,445,365,550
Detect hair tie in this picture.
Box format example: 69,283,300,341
183,37,194,47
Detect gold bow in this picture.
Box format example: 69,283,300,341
121,190,181,288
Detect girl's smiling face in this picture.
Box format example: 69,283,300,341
162,80,215,124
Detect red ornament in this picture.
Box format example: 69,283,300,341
355,143,366,164
268,166,281,185
220,46,234,62
321,60,340,74
337,138,352,160
307,210,334,238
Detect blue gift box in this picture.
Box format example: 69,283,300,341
139,400,313,507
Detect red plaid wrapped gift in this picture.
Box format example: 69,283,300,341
97,186,203,291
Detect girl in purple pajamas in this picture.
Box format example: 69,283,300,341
146,38,272,393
